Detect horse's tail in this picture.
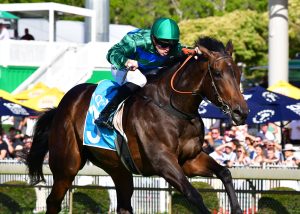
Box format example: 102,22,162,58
26,108,57,185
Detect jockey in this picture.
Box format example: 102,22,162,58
95,17,195,130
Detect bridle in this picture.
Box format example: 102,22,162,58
170,53,234,115
208,56,232,114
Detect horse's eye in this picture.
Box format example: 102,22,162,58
214,70,222,77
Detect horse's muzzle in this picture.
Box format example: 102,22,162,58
231,105,249,126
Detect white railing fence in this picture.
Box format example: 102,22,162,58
0,161,300,214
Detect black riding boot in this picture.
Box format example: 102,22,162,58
95,82,140,130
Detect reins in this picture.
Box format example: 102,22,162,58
170,54,196,94
170,53,233,115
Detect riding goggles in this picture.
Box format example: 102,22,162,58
154,37,178,48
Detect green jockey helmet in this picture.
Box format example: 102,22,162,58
151,18,180,43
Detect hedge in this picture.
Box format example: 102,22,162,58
172,181,219,213
72,185,110,214
257,187,300,214
0,181,36,214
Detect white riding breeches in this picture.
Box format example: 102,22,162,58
111,66,147,87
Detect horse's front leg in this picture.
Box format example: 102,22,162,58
182,151,242,214
153,152,210,214
107,165,134,214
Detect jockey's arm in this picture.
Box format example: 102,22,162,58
106,35,137,70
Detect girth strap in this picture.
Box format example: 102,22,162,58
115,133,141,175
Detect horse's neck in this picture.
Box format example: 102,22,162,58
140,59,206,115
140,62,179,98
169,60,207,114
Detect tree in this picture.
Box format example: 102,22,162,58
110,0,173,28
110,0,217,28
179,10,268,67
289,0,300,58
225,0,268,13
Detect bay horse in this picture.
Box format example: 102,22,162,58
26,37,248,214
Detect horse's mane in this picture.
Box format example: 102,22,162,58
195,36,226,53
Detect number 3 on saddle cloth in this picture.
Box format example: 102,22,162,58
83,79,121,151
83,79,141,174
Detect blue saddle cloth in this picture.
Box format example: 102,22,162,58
83,80,120,150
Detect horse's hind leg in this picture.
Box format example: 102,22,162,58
46,128,83,213
46,175,77,214
182,151,242,214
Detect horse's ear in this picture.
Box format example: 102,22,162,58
225,40,233,56
198,46,213,59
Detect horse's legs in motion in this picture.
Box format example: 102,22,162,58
107,166,134,214
157,153,210,214
183,151,242,214
46,174,78,214
46,125,82,214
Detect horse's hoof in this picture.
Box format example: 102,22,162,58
118,208,132,214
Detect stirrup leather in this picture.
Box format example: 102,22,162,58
95,113,114,130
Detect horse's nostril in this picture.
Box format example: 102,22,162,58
233,106,242,115
233,105,248,113
232,106,248,120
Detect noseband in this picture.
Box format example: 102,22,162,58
170,54,234,115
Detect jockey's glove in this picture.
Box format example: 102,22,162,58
182,47,202,56
182,48,196,55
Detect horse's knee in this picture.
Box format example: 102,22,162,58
217,167,232,183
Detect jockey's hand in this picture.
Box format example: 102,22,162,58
194,47,202,55
125,59,138,71
182,48,195,55
193,47,202,60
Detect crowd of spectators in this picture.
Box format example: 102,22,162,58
0,116,34,161
203,123,300,168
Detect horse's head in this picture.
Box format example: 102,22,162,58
196,37,248,125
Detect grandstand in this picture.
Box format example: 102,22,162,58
0,40,113,93
0,2,136,93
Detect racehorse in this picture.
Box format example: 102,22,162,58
26,37,248,214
